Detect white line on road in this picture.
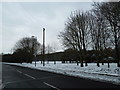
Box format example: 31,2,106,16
24,74,36,79
16,69,36,80
16,70,22,74
43,82,60,90
1,80,5,89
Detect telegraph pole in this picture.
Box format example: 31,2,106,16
43,28,45,66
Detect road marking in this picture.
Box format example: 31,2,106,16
2,84,5,89
4,79,35,85
43,82,60,90
24,74,36,79
16,70,22,74
16,69,36,80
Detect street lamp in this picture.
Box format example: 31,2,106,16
43,28,45,66
32,36,37,67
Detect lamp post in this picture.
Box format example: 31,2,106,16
43,28,45,66
32,36,37,67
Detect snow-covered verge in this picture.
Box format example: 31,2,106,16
4,62,120,85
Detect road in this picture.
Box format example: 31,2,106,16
2,64,120,89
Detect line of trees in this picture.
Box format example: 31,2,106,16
58,2,120,67
7,36,58,64
2,48,115,64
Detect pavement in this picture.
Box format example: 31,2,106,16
2,63,120,89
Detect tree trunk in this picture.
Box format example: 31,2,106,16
54,61,56,64
47,61,49,64
114,26,120,67
108,62,110,68
76,60,79,66
97,61,100,67
116,47,120,67
85,62,88,66
81,60,84,67
102,62,104,65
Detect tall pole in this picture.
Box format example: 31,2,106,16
35,37,37,67
32,36,37,67
43,28,45,66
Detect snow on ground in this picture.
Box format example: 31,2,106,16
5,61,120,85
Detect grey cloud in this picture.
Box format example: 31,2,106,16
2,2,92,53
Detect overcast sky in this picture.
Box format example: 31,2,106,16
1,2,93,54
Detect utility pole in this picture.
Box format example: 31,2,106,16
43,28,45,66
32,36,37,67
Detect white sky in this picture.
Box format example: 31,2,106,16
1,2,94,54
1,0,119,54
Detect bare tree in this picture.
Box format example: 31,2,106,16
92,2,120,67
51,42,58,64
59,10,91,67
46,44,53,64
13,36,41,63
89,5,111,67
46,44,53,54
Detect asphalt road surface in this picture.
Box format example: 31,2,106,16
2,64,120,89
